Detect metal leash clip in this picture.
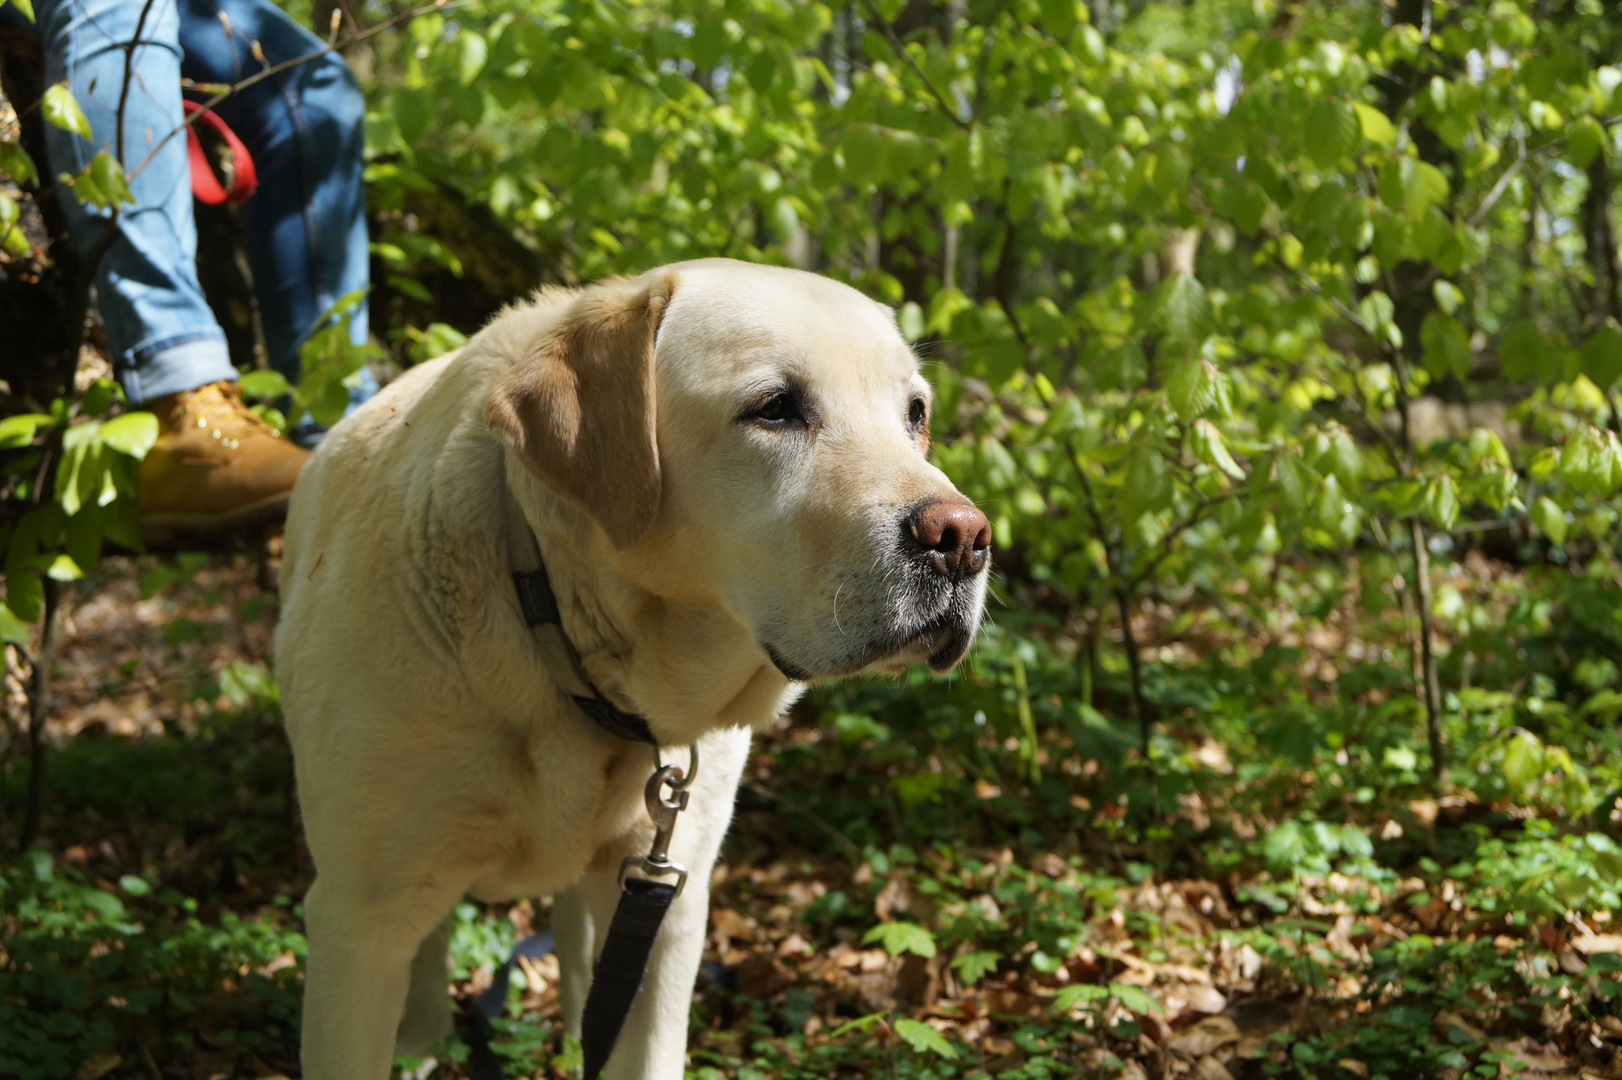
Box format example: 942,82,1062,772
619,743,698,898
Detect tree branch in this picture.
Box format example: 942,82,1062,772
115,0,161,166
1064,444,1154,760
127,0,462,183
1129,489,1243,591
859,0,969,128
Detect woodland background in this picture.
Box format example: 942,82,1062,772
2,0,1622,1078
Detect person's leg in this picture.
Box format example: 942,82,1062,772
33,0,311,537
175,0,372,398
34,0,237,403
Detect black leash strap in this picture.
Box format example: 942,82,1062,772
475,511,692,1078
579,876,680,1079
462,761,691,1080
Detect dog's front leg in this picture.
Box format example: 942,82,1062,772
300,874,462,1080
555,727,752,1080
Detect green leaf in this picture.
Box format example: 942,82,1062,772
239,370,292,401
88,151,133,208
1352,102,1396,146
47,554,83,582
1304,100,1359,168
8,573,43,624
0,139,38,187
1432,280,1463,316
43,83,92,139
841,125,887,187
862,921,936,958
948,950,1001,985
118,874,151,897
1190,419,1245,480
1377,157,1449,218
1421,313,1470,379
7,0,34,21
1567,116,1606,168
1500,320,1561,383
1122,445,1170,519
1358,291,1395,336
828,1012,889,1039
893,1018,956,1059
55,424,98,516
1161,273,1213,347
0,602,30,645
1426,473,1459,530
1325,427,1363,486
456,30,489,87
0,412,51,449
2,222,27,257
1502,730,1544,794
80,378,117,418
1274,451,1317,508
1038,0,1081,37
99,412,159,459
1530,496,1567,544
1053,983,1110,1012
60,168,105,212
1469,427,1511,467
1578,323,1622,390
1109,982,1163,1015
1315,473,1359,543
1167,358,1220,422
392,89,434,145
897,302,925,343
1383,745,1417,771
1560,426,1610,495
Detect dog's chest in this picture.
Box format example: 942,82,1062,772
467,733,652,901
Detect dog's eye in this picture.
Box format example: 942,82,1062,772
908,397,928,431
747,391,805,427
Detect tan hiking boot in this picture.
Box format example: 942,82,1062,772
138,381,309,536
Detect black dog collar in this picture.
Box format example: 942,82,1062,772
512,563,659,747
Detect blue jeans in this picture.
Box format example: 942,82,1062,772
21,0,371,406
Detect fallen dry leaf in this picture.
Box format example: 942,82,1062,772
1490,1037,1570,1074
1569,934,1622,956
69,1051,122,1080
1168,982,1228,1018
1167,1015,1241,1058
1434,1009,1487,1045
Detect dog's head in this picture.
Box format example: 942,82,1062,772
486,259,990,679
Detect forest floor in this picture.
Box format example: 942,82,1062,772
3,547,1621,1080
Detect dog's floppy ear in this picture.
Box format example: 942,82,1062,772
486,271,676,550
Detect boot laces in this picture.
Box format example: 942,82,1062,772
174,382,283,449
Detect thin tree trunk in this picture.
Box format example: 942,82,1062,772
1076,622,1095,708
1408,517,1445,781
1113,588,1152,758
19,578,61,853
1583,153,1622,325
1067,449,1155,761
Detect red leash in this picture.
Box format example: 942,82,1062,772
182,100,257,205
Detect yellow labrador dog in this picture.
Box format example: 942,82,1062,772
277,258,991,1079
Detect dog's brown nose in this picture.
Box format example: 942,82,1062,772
908,498,991,578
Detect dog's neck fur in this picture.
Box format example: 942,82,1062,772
506,455,801,747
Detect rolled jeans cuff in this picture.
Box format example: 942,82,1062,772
120,333,238,404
